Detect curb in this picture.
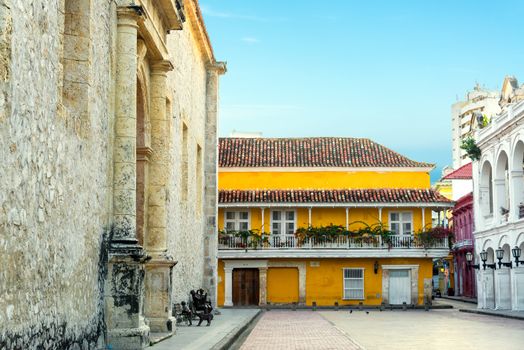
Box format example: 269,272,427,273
149,333,173,346
459,308,524,321
211,309,263,350
438,296,478,305
221,304,453,310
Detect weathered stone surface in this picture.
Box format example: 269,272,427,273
0,0,114,348
1,0,223,347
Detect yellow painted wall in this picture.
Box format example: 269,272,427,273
217,258,433,306
267,268,299,303
219,171,430,190
218,207,434,233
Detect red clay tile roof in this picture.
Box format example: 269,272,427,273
442,163,472,180
218,137,433,168
219,189,452,204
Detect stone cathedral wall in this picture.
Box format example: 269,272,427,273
166,25,208,304
0,0,116,348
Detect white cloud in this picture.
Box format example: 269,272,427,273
200,5,286,22
241,37,259,44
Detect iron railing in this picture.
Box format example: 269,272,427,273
218,234,449,250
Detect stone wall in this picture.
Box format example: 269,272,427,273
166,25,208,303
0,0,115,348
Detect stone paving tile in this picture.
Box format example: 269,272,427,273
240,311,362,350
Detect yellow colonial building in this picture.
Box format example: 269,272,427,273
216,137,453,307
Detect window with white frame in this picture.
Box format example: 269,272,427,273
389,212,413,235
271,210,296,235
224,211,250,231
343,268,364,300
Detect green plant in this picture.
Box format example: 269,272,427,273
217,229,271,248
460,137,481,161
415,226,453,249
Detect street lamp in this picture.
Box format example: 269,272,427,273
479,250,496,270
465,251,480,270
511,246,524,267
495,247,513,268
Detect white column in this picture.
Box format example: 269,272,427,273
493,178,506,223
345,208,349,230
261,207,265,232
224,267,233,306
378,207,383,223
421,208,425,228
510,170,523,221
308,207,312,226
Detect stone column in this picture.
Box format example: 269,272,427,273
144,59,177,333
493,179,506,223
510,170,523,221
259,267,268,305
113,6,139,242
106,7,149,350
224,267,233,306
203,62,226,307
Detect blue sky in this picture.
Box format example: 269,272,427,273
200,1,524,182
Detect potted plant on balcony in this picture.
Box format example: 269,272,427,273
415,226,453,249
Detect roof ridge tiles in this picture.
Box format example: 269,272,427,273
218,137,433,168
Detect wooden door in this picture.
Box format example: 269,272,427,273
389,269,411,304
233,268,260,306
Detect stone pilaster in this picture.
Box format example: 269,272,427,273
106,7,149,349
113,7,139,242
146,59,173,254
259,267,267,305
144,59,177,333
202,62,226,307
224,267,233,306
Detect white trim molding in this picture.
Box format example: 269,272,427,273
219,166,435,173
219,202,453,209
381,264,420,305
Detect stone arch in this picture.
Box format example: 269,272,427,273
516,232,524,247
494,150,510,217
480,161,494,216
485,247,495,264
498,234,510,248
501,243,511,263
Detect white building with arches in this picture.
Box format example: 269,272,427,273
473,94,524,311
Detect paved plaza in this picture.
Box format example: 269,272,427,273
236,307,524,350
321,308,524,350
240,311,362,350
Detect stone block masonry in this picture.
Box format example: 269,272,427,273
0,0,224,348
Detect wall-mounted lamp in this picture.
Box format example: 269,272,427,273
480,250,496,270
511,246,524,267
465,251,480,270
495,247,513,268
374,261,379,274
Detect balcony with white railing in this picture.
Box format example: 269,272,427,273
218,234,450,259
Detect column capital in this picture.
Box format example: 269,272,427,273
117,6,142,27
151,59,174,74
207,61,227,75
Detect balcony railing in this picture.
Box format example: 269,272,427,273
218,234,449,250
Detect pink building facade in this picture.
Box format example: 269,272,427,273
452,193,476,298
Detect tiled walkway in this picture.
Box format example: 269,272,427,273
240,311,362,350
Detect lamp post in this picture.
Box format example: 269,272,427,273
511,246,524,267
465,251,480,270
480,250,496,270
495,247,513,268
